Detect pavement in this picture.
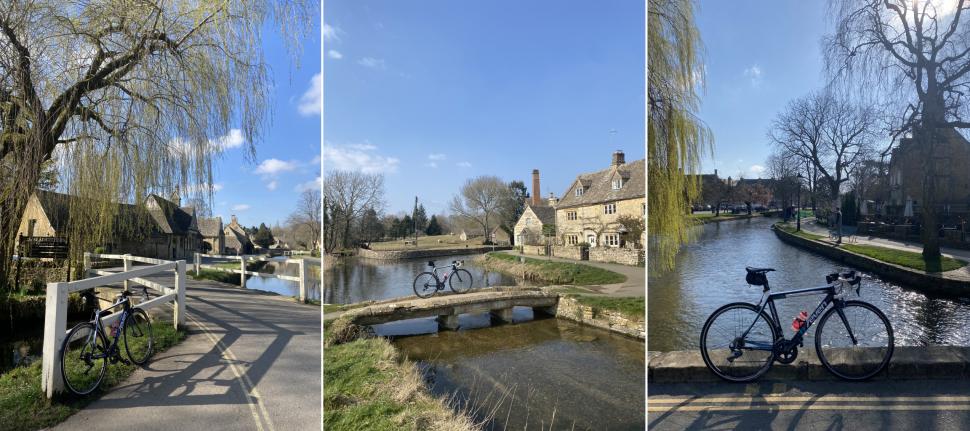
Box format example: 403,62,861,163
503,250,645,297
53,274,320,431
649,379,970,430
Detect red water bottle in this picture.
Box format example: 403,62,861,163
792,311,808,332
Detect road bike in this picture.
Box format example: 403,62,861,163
60,288,154,395
413,260,474,298
700,267,894,382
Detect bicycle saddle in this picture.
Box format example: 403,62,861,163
745,267,776,274
427,260,435,267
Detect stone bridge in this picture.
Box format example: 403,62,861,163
341,287,560,330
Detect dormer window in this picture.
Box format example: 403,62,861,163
612,178,624,190
575,187,584,196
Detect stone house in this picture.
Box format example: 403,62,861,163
514,205,556,245
887,128,970,221
555,151,645,248
223,215,255,255
16,189,202,260
199,217,224,254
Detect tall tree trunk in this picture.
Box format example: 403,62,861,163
920,126,941,262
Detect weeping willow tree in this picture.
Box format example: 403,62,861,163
0,0,313,287
647,0,712,272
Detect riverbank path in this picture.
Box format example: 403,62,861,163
649,379,970,430
503,250,644,297
54,273,320,431
798,218,970,280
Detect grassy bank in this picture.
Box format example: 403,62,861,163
841,244,967,272
563,294,644,322
367,234,484,251
323,320,478,430
191,260,268,285
0,318,185,430
775,222,826,241
479,252,625,285
690,213,753,224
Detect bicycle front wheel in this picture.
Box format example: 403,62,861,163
449,269,474,293
815,300,894,381
124,308,154,365
61,322,107,396
700,302,778,382
413,272,438,298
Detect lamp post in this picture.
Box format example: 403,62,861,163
796,173,804,231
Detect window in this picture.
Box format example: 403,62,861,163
612,178,623,190
526,217,532,226
605,234,620,247
567,235,578,245
567,211,577,221
575,187,584,196
604,203,616,215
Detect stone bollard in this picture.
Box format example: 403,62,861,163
437,314,460,331
489,307,514,324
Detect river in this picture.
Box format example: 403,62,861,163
648,217,970,352
326,254,646,430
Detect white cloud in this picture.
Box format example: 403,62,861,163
232,204,251,211
295,176,322,192
747,164,766,178
457,161,472,168
743,65,763,87
298,73,322,116
324,141,399,174
323,23,341,41
328,50,343,59
428,153,446,161
213,129,245,150
184,183,224,194
255,158,298,175
358,57,386,69
266,180,278,191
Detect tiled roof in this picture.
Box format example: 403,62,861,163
146,195,197,235
198,217,223,237
556,158,645,209
527,205,556,225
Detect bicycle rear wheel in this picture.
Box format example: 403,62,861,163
61,322,107,396
449,269,473,293
700,302,778,382
124,308,154,365
413,272,438,298
815,300,894,380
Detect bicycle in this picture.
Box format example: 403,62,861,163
413,260,474,298
60,287,155,396
700,267,894,382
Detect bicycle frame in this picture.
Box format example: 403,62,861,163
85,296,133,359
738,283,858,352
428,262,461,287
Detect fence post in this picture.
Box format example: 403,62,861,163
42,282,68,398
298,259,308,303
240,255,247,288
174,260,186,329
83,252,91,278
123,254,132,292
194,252,200,276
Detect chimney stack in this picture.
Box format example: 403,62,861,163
612,150,625,166
231,215,238,226
714,169,718,177
548,192,558,207
532,169,541,207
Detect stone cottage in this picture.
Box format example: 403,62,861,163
888,127,970,221
555,151,645,248
223,215,255,255
199,217,225,254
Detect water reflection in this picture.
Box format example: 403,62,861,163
323,254,521,304
648,217,970,351
245,257,321,301
393,316,645,430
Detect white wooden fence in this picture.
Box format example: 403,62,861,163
41,253,186,398
193,253,319,303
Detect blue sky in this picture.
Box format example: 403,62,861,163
323,0,645,215
695,1,829,178
205,15,322,228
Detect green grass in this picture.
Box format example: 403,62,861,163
841,244,967,272
0,318,185,431
367,234,486,251
482,252,626,285
192,268,243,285
775,223,826,240
323,321,477,430
565,294,644,322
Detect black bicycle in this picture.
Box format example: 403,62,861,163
413,260,474,298
700,267,894,382
60,288,154,395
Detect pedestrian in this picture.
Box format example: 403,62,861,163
835,207,843,244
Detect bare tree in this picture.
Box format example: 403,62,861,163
824,0,970,260
766,150,800,208
0,0,312,283
768,91,876,205
287,188,321,252
449,176,511,244
324,170,385,250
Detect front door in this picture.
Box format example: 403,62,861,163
587,234,596,247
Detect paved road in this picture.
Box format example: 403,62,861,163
504,250,645,297
54,275,320,431
650,380,970,430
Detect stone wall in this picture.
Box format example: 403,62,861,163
8,261,70,290
589,247,645,266
553,296,644,340
522,245,549,256
357,245,512,261
555,197,645,246
551,245,583,260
